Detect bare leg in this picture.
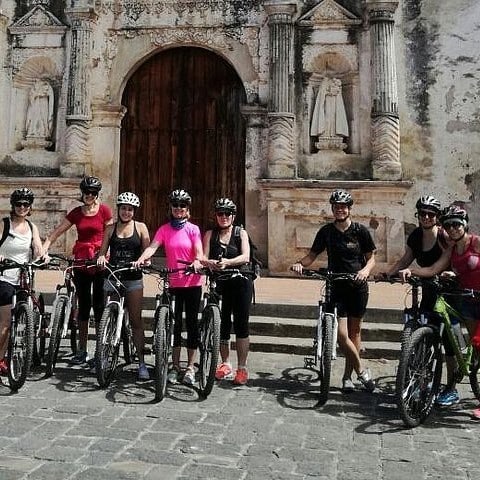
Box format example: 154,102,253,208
187,348,196,370
126,288,145,364
219,341,230,364
172,346,181,370
337,316,362,379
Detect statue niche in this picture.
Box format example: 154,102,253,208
23,78,55,149
310,77,348,151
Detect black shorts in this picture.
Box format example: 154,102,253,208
0,281,15,307
329,280,369,318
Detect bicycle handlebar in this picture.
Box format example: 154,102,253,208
0,258,49,271
298,268,359,282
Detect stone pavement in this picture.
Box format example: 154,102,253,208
0,351,480,480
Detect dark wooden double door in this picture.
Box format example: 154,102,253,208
119,47,247,237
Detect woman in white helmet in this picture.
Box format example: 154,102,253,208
97,192,151,380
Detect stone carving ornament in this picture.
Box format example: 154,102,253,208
25,79,54,141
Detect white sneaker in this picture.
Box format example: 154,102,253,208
357,369,375,392
183,367,196,385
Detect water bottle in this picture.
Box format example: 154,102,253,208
451,317,466,352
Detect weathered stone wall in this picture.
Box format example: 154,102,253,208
396,0,480,228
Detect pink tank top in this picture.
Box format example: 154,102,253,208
451,234,480,289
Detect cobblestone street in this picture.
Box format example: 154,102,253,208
0,351,479,480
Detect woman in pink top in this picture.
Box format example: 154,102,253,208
399,204,480,419
43,176,113,366
134,189,203,385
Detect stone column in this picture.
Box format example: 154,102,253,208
367,1,402,180
264,1,297,178
61,5,98,177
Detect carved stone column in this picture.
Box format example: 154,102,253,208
61,5,98,177
367,1,402,180
264,1,297,178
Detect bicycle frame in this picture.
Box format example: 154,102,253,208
432,294,474,378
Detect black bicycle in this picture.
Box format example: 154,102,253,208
0,258,47,390
45,255,93,377
143,264,189,402
301,268,358,405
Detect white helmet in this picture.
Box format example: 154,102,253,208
117,192,140,208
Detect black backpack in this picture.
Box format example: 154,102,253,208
230,225,262,280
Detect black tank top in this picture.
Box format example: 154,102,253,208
108,221,142,280
406,227,443,267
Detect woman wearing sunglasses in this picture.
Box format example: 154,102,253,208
201,198,253,386
133,189,203,385
42,176,113,366
0,188,43,374
399,204,480,417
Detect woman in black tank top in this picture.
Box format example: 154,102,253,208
97,192,151,381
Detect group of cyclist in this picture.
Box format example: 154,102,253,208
0,178,254,387
2,180,480,419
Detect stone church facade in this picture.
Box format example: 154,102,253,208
0,0,479,273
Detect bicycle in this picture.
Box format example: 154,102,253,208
396,276,480,427
301,268,358,405
142,264,189,402
44,255,92,377
0,258,47,390
95,263,138,388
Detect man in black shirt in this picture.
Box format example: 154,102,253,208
292,190,376,393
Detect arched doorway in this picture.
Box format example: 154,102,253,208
119,47,247,237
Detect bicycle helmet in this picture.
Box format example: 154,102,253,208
415,195,441,213
214,197,237,214
117,192,140,208
440,204,469,226
168,189,191,205
80,176,102,193
329,189,353,206
10,187,34,205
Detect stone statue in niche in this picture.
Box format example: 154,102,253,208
24,79,54,148
310,77,348,151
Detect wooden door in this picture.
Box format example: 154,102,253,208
119,47,247,237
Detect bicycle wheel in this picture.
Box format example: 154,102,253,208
153,306,171,402
45,296,68,377
95,303,121,388
68,305,78,356
198,304,221,398
122,310,136,365
469,348,480,400
318,312,334,405
396,326,442,428
32,294,46,367
7,302,34,391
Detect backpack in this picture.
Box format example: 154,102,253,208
0,217,33,251
230,225,262,280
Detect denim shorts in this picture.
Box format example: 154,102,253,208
104,278,143,293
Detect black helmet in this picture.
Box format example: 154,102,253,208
416,195,441,213
169,189,191,205
117,192,140,208
10,188,34,206
80,176,102,193
215,197,237,214
440,204,469,226
329,189,353,206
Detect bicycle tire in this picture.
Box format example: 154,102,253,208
400,319,418,351
469,349,480,400
122,310,136,365
69,307,78,356
317,312,334,405
45,296,68,377
153,306,170,402
7,302,34,391
32,294,46,366
95,303,121,388
198,304,221,398
396,326,442,428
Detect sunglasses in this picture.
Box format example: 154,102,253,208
444,221,464,230
83,190,98,196
216,211,233,217
14,202,31,208
416,210,437,219
171,203,188,209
